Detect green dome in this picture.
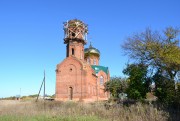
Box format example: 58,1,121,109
84,43,100,57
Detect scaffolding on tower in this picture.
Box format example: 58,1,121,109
63,19,88,44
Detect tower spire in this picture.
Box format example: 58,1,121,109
89,42,93,48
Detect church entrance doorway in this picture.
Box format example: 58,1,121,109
69,87,73,100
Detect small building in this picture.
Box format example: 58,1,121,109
55,19,110,102
15,95,21,100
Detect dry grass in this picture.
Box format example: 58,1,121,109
0,99,177,121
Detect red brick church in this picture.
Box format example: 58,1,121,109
55,19,110,102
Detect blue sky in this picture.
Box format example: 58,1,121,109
0,0,180,98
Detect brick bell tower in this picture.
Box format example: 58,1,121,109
56,19,89,101
63,19,88,60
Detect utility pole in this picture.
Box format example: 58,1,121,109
36,70,46,102
43,70,46,111
43,70,46,100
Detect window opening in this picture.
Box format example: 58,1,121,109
87,58,90,64
100,76,104,85
72,48,74,55
72,33,75,37
93,59,96,65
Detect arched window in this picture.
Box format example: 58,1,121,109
87,58,90,64
72,48,74,55
100,76,104,85
93,59,96,65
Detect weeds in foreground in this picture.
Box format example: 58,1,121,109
0,100,178,121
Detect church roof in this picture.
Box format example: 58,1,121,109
91,65,109,75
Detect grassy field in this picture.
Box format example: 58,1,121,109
0,100,178,121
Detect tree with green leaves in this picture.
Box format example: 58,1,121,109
122,27,180,81
123,63,150,100
104,77,128,98
122,27,180,104
153,69,176,104
176,83,180,104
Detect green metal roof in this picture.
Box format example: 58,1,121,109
91,65,109,75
